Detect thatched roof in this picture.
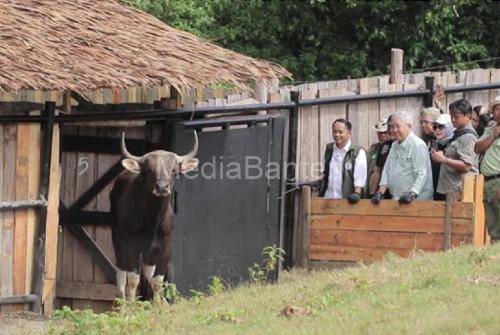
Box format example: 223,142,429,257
0,0,290,92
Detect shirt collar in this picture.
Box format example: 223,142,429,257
399,132,414,148
334,140,351,152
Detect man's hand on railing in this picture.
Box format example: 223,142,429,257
371,192,382,205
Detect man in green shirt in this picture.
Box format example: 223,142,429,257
475,96,500,241
372,111,434,204
431,99,478,200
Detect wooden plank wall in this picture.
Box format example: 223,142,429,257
0,90,58,312
306,175,484,264
278,69,500,183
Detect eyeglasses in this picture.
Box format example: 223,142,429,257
433,124,445,130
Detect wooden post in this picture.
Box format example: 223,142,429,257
300,186,311,269
462,174,486,247
444,193,454,251
34,101,61,316
389,48,404,86
472,175,486,246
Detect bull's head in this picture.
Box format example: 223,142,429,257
120,132,199,197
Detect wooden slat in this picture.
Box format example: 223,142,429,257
461,174,475,202
310,244,411,262
56,281,117,301
464,69,491,108
297,87,318,181
473,175,486,247
14,123,31,310
42,124,61,315
0,125,17,313
318,86,349,173
311,198,473,219
300,186,311,268
25,116,41,300
57,126,78,309
378,76,397,120
72,127,97,310
310,229,469,251
94,127,118,312
311,215,472,235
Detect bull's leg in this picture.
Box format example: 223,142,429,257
142,263,156,283
126,271,140,301
116,269,127,299
151,274,165,300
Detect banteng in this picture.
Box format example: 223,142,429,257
110,131,198,300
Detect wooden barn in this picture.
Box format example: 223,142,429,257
0,0,290,315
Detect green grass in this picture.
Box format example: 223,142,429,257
47,244,500,335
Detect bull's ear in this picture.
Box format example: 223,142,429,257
121,159,141,174
180,158,199,174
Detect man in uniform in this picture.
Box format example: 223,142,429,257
474,96,500,241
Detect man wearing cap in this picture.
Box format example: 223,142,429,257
420,107,441,148
371,111,434,204
319,119,367,204
431,99,478,200
366,118,391,197
475,96,500,241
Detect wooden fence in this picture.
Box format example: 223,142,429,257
295,175,486,269
280,68,500,183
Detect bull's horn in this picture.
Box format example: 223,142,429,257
121,132,141,161
176,130,198,162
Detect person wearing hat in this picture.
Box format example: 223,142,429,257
431,99,478,201
366,118,392,197
430,113,454,199
420,106,441,148
319,119,367,204
474,95,500,241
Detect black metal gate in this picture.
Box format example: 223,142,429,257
172,118,285,293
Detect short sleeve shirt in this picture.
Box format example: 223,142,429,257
480,126,500,176
375,140,394,169
437,124,478,194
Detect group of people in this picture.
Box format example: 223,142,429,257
318,95,500,241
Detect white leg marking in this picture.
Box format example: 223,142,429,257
142,264,156,283
125,271,140,301
151,275,165,298
116,269,127,299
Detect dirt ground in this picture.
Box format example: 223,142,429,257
0,312,48,335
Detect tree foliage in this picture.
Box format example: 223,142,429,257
126,0,500,83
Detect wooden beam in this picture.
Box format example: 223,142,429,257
311,198,474,219
65,224,116,283
390,48,404,86
62,135,159,154
60,210,111,226
67,160,123,211
0,101,44,114
311,215,472,235
41,124,61,316
56,281,117,301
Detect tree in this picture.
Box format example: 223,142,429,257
126,0,500,83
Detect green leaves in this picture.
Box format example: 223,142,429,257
126,0,500,82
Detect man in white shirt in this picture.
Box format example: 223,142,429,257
319,119,368,203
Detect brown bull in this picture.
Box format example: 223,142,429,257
110,131,198,300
